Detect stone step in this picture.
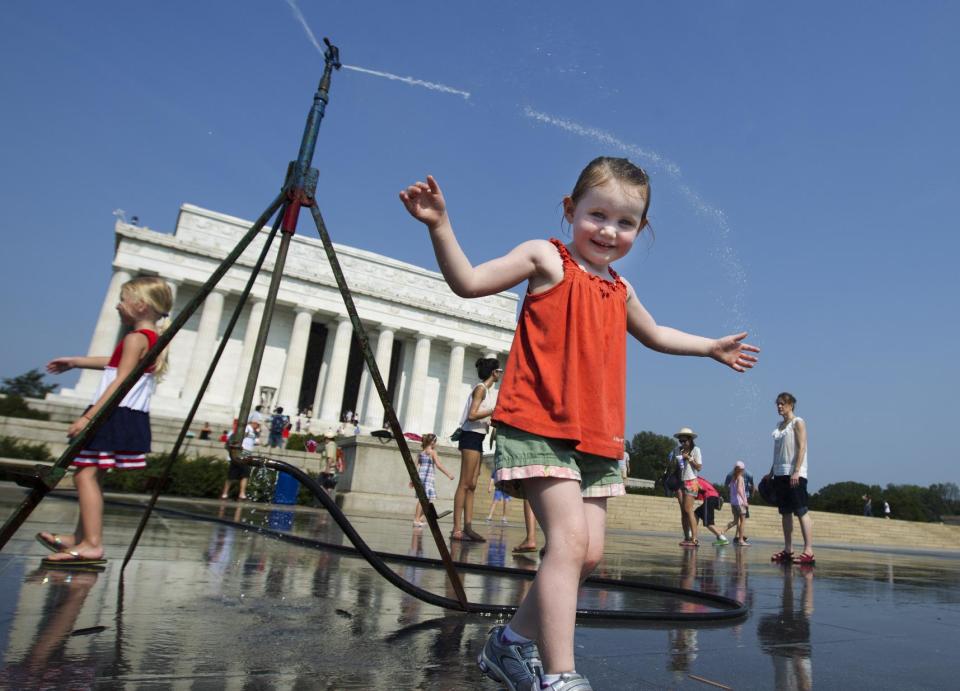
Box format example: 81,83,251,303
469,477,960,551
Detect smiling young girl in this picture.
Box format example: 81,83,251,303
401,157,758,690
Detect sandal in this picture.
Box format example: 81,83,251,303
679,539,699,548
450,531,470,541
792,553,816,565
511,544,537,554
463,526,486,543
771,550,794,563
35,532,68,553
41,550,107,568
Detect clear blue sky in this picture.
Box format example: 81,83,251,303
2,1,958,490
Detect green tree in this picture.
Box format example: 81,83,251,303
810,481,881,515
626,431,676,482
809,481,956,522
1,369,56,399
931,482,960,511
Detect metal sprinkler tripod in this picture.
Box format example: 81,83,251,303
0,38,469,609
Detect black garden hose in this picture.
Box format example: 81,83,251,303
100,455,748,623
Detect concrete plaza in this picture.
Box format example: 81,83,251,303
0,483,958,689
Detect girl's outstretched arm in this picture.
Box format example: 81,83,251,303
433,450,454,480
47,356,110,373
399,175,561,297
65,332,149,437
624,279,759,372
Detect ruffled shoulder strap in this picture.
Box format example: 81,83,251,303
549,238,575,267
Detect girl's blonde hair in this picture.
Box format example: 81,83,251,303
421,433,438,449
122,276,174,380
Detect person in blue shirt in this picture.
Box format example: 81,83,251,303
267,407,289,448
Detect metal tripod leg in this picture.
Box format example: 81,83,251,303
119,207,285,571
0,192,286,552
308,203,470,609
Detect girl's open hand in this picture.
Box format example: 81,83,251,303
47,357,76,374
711,332,760,372
399,175,447,229
67,416,88,438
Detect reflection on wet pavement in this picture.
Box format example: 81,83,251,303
1,484,958,689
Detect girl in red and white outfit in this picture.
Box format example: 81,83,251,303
401,158,759,690
39,276,173,566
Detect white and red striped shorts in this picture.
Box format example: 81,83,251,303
73,450,147,470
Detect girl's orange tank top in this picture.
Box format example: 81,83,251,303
492,239,627,460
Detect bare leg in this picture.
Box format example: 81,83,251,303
797,512,814,556
676,491,690,539
725,512,737,532
781,513,794,553
508,478,588,674
463,451,484,538
514,500,537,550
682,493,698,543
221,480,232,499
452,451,481,536
579,498,608,581
238,477,248,499
48,467,104,561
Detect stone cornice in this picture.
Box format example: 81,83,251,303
114,204,519,335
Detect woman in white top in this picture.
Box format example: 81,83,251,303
767,391,814,565
451,358,502,542
673,427,703,547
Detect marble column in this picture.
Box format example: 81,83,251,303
402,334,432,433
181,289,225,402
440,342,466,436
74,268,132,397
318,317,353,423
231,298,266,407
362,327,395,427
277,308,314,414
310,324,336,427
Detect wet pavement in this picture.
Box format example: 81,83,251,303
0,482,958,690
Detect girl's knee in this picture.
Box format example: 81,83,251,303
74,467,98,485
552,527,590,564
582,544,604,573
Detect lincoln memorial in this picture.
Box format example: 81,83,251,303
49,204,518,438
